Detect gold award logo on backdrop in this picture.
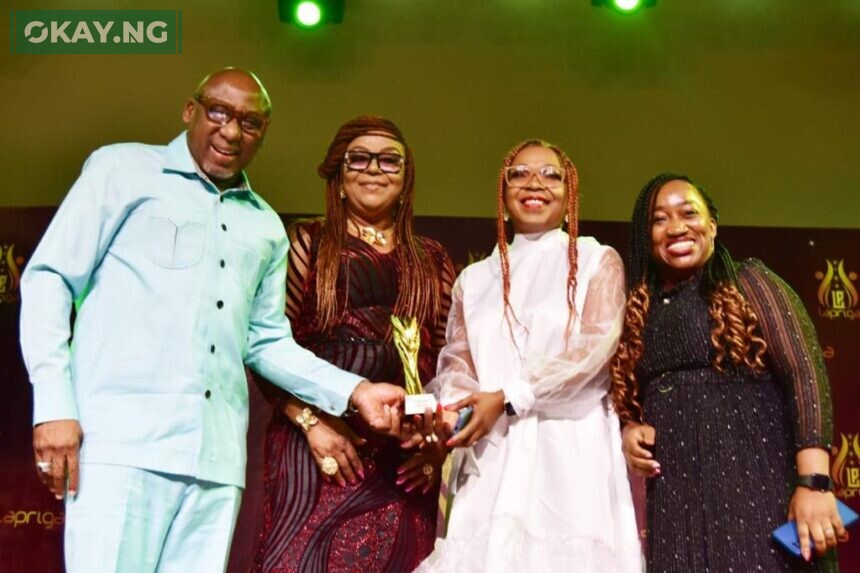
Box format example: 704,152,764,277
0,244,26,304
832,433,860,499
815,259,858,321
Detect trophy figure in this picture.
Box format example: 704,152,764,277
391,315,437,415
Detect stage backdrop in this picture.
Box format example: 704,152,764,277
1,208,858,571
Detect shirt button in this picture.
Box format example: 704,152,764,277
220,259,225,268
205,389,212,399
221,223,227,231
216,300,224,309
219,195,225,203
210,344,216,353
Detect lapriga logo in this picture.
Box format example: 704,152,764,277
0,244,25,304
815,259,858,320
832,433,860,499
11,10,182,55
1,509,64,530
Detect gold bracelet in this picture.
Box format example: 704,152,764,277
296,407,319,432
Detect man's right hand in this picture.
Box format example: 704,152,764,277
349,381,405,437
33,420,82,500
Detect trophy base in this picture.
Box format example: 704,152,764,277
404,394,438,416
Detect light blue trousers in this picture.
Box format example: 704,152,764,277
64,463,242,573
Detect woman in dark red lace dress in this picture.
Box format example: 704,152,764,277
252,116,455,573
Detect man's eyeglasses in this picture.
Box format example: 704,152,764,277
194,94,269,136
504,165,565,189
344,150,405,174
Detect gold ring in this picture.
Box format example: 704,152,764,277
320,456,338,476
422,463,434,476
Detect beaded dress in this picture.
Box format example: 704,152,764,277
637,259,837,572
252,220,455,573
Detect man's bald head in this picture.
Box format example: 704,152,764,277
194,68,272,116
182,67,272,190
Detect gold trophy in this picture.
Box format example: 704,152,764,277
391,315,437,415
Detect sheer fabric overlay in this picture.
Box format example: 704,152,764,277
420,229,642,572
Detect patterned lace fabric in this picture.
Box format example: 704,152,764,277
253,220,455,573
637,259,836,572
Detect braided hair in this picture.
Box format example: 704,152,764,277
610,173,767,423
314,115,441,332
495,139,580,345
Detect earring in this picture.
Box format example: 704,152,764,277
503,212,510,222
564,214,569,223
398,195,404,205
339,187,346,199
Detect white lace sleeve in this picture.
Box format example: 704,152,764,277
425,276,480,405
509,249,626,415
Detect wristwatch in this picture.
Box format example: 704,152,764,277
796,473,833,492
504,401,517,417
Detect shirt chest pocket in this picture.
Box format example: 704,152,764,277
148,216,207,269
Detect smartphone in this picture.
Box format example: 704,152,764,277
772,499,858,557
452,406,474,434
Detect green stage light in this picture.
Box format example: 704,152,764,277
615,0,641,11
278,0,345,29
296,1,323,28
591,0,657,14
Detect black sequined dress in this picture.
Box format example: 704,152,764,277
636,260,837,572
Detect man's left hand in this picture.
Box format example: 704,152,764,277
350,381,405,437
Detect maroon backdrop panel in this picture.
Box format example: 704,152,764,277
2,208,858,571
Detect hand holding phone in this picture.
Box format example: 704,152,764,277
452,406,474,435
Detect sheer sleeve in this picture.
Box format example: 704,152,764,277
737,259,834,450
284,221,314,323
504,248,626,416
425,275,481,405
432,248,457,352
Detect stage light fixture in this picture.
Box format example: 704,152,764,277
591,0,657,14
278,0,345,29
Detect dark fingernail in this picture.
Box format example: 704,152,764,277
396,477,405,485
358,470,365,479
405,485,415,493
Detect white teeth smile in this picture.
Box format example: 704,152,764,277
522,198,547,208
666,240,695,254
212,145,237,156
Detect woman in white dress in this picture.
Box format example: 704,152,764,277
417,140,642,572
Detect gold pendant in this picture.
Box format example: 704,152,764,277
357,225,388,247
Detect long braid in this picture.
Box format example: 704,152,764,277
610,173,767,423
315,116,441,332
496,139,581,347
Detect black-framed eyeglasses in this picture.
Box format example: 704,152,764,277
343,150,405,174
193,94,269,136
504,164,565,189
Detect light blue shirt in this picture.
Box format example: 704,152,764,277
19,133,363,487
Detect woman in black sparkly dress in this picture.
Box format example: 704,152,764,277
610,173,847,571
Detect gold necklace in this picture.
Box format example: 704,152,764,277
350,219,390,247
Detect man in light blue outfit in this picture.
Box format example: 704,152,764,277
19,68,405,572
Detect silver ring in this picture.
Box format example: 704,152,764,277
36,461,52,473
